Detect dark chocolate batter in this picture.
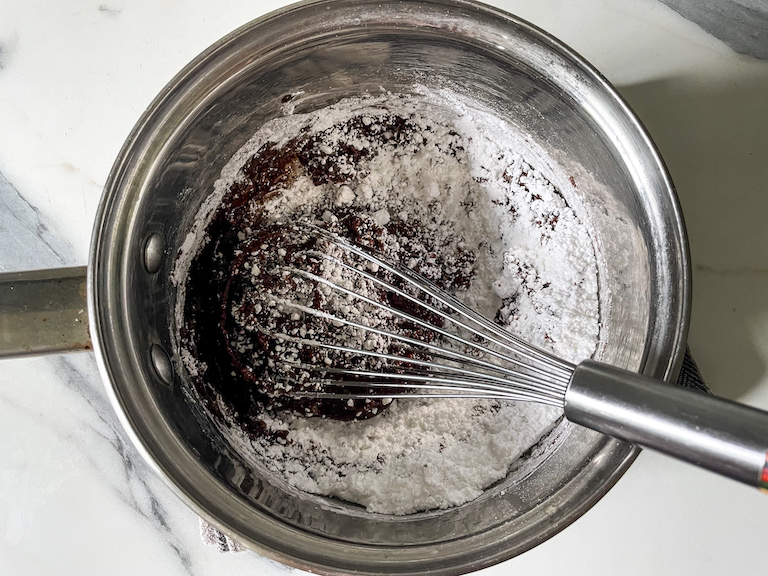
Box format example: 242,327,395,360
180,113,476,432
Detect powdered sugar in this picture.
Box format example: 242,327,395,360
175,90,601,515
255,398,559,514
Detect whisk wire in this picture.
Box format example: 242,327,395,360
276,356,568,399
257,223,576,405
268,294,570,394
298,383,564,406
305,225,574,375
284,263,569,389
299,390,564,406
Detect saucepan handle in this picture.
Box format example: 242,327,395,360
565,359,768,491
0,266,91,358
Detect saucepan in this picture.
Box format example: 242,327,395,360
0,0,693,573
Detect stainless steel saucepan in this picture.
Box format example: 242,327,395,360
0,1,696,573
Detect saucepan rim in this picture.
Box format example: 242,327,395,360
87,0,690,573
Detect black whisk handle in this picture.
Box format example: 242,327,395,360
565,360,768,491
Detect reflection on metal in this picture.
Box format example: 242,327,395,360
0,266,90,358
143,233,165,274
150,343,174,385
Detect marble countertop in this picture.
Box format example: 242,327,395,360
2,0,767,574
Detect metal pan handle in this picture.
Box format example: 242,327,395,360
0,266,91,358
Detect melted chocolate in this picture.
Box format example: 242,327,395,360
180,112,476,432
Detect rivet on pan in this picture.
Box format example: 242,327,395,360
150,344,174,386
143,233,165,274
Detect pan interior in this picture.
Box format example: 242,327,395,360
90,1,688,573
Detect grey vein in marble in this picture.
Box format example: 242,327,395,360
0,172,196,571
50,354,195,573
0,169,74,271
0,167,290,574
659,0,768,59
99,4,123,15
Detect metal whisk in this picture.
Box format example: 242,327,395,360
257,225,768,491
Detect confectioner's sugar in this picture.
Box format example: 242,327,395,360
255,398,560,514
175,90,601,515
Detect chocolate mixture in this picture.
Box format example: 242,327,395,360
181,113,476,431
175,93,602,514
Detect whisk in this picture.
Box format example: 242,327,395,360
251,224,768,491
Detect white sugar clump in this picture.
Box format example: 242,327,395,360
177,90,602,515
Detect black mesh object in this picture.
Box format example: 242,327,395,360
676,348,710,393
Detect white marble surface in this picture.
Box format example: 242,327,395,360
1,0,768,574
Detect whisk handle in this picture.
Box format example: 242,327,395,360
565,360,768,491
